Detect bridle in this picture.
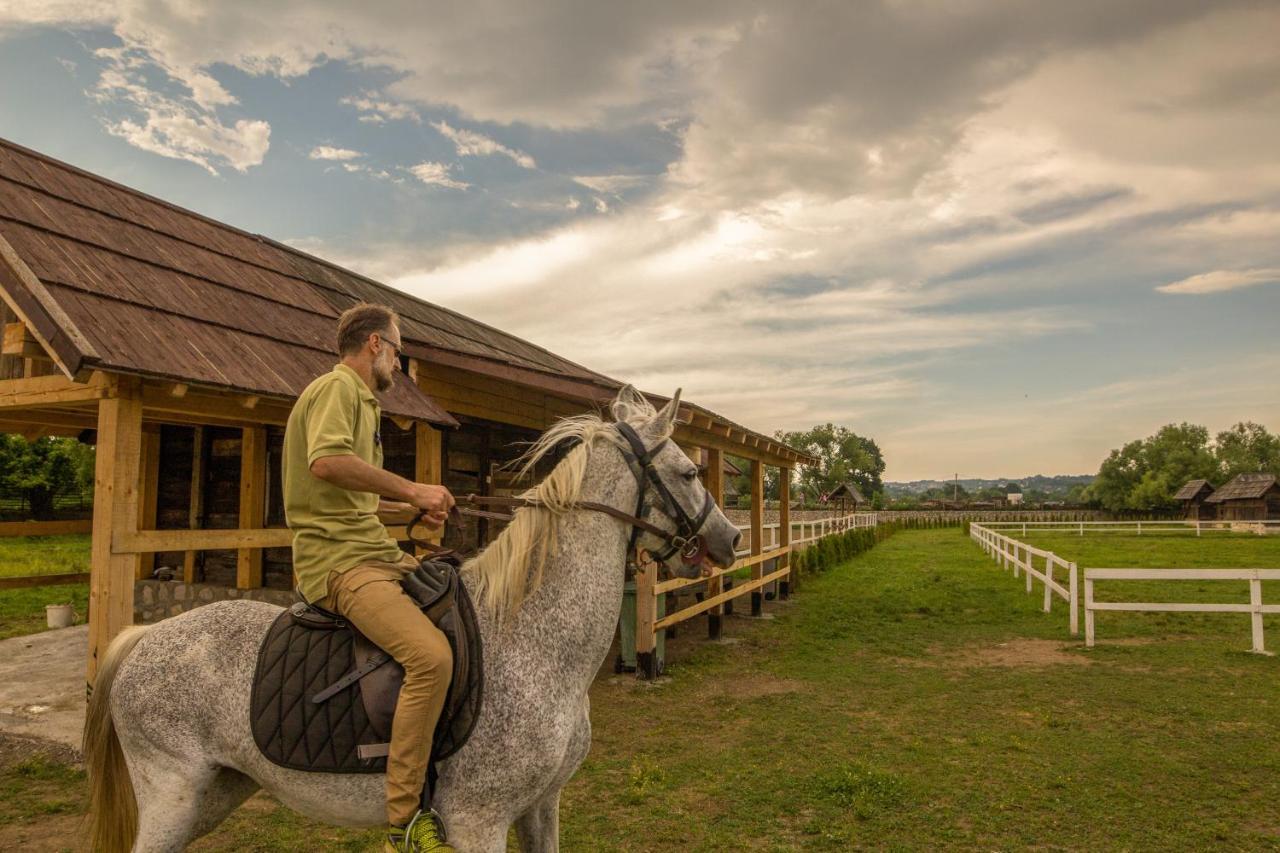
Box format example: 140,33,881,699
406,422,717,569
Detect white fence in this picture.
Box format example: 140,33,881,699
979,520,1280,537
733,512,877,557
970,523,1078,635
1084,568,1280,653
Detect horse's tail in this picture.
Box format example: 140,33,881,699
84,625,151,853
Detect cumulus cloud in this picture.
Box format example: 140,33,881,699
309,145,362,161
431,120,535,169
340,93,420,124
1157,269,1280,295
408,161,469,190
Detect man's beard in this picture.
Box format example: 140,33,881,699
374,359,394,392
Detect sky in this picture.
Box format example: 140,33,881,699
0,1,1277,481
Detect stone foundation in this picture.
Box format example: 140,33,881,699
134,579,295,624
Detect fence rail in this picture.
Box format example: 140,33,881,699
1084,568,1280,653
980,520,1280,537
970,523,1078,634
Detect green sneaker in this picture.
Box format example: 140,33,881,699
385,809,454,853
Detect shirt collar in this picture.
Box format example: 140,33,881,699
334,363,379,406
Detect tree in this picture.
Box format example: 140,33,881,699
1215,422,1280,479
0,434,95,517
1088,423,1217,512
775,423,885,505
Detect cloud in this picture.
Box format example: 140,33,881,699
1157,268,1280,295
309,145,362,161
431,120,535,169
340,93,420,124
408,161,469,190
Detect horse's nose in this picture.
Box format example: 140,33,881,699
731,531,742,553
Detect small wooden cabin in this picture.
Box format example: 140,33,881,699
0,137,815,681
827,482,865,513
1173,478,1215,520
1204,473,1280,521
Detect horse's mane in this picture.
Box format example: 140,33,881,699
462,386,673,622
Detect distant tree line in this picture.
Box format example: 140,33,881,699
0,434,95,517
1087,421,1279,512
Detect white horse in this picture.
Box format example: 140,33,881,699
83,387,741,852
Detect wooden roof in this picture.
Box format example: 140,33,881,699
828,482,865,503
1204,473,1278,503
0,138,813,461
1173,479,1213,501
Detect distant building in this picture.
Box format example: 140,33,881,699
827,482,866,512
1006,492,1024,506
1173,478,1216,520
1204,473,1280,521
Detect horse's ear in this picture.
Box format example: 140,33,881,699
656,388,682,429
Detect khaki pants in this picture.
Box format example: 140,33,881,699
321,555,453,825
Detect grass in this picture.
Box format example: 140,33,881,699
2,528,1279,849
0,534,90,640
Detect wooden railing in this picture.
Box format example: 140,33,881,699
970,523,1078,635
1084,568,1280,653
980,520,1280,537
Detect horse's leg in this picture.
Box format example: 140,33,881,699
188,767,261,841
514,789,561,853
131,762,220,852
442,814,510,853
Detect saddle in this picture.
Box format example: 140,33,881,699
249,558,483,776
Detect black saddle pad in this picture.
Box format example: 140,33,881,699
249,560,483,774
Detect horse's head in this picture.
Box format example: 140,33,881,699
625,389,743,579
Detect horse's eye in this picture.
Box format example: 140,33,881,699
682,469,698,481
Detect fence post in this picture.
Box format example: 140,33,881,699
634,560,659,679
1084,574,1095,647
1137,520,1142,536
1043,557,1053,612
1079,522,1084,536
1068,562,1078,636
1250,575,1265,654
1196,520,1201,538
1025,547,1033,593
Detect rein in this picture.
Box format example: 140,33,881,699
405,423,715,567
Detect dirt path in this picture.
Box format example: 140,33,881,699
0,625,87,750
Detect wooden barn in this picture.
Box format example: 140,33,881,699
1204,473,1280,522
0,138,814,682
1173,478,1215,520
827,482,865,512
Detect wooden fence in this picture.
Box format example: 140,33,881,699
970,523,1078,635
1084,568,1280,653
631,512,876,676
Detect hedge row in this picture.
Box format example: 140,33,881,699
791,523,898,576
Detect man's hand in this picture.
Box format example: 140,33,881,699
407,482,455,530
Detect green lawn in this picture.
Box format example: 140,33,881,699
3,528,1279,850
0,535,90,640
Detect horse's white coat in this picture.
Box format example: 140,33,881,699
106,394,741,852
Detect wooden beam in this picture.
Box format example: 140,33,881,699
3,322,46,359
0,518,93,537
415,423,444,549
183,426,205,583
750,459,765,616
235,426,268,588
0,372,113,410
0,572,91,591
117,526,291,554
168,383,189,398
239,395,260,409
703,447,725,640
135,429,161,579
779,466,793,597
86,383,143,687
654,565,790,632
139,384,291,427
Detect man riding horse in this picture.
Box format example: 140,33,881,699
282,303,456,851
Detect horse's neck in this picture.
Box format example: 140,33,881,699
480,449,636,689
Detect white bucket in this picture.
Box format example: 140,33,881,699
46,604,76,629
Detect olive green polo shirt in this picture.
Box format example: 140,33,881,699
283,363,404,603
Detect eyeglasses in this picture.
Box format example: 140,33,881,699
376,332,402,360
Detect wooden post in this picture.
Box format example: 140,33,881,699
750,459,764,617
1250,576,1265,654
183,426,205,583
704,447,724,640
236,426,267,589
86,383,143,688
779,466,792,597
135,428,161,580
635,560,658,679
415,423,444,550
1069,562,1079,636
